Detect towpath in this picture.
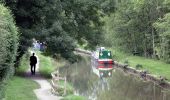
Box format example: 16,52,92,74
24,51,62,100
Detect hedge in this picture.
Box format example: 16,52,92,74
0,4,19,99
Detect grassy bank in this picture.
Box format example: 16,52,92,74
15,52,30,75
36,51,85,100
36,51,65,78
5,76,39,100
111,49,170,80
5,53,39,100
61,95,86,100
38,52,55,78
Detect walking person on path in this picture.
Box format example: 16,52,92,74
30,53,37,75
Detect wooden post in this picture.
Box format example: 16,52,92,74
153,82,155,100
162,90,166,100
76,62,77,74
64,77,67,95
57,72,59,84
162,91,164,100
51,71,67,96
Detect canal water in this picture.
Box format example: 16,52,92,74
59,57,170,100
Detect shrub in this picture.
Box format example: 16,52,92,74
0,4,19,99
124,59,129,65
135,64,143,69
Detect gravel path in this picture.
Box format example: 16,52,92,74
25,51,62,100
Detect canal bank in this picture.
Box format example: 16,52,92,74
75,48,170,90
58,55,170,100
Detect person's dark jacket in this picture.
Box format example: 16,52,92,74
30,56,37,65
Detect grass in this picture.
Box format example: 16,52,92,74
5,76,39,100
15,52,30,76
128,56,170,79
61,95,86,100
36,51,65,78
54,80,74,96
111,49,170,80
36,51,56,78
5,53,39,100
35,51,85,99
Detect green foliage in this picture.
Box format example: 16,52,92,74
41,0,107,58
112,48,170,80
124,59,129,65
37,51,56,78
0,3,19,99
154,13,170,63
4,0,115,62
61,95,86,100
54,80,74,96
15,52,30,76
135,64,143,69
104,0,170,63
5,76,39,100
5,51,39,100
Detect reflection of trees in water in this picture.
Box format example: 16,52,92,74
59,57,170,100
97,70,170,100
59,57,98,95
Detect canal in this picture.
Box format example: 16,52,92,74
59,56,170,100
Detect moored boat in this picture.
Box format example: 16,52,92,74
91,47,114,78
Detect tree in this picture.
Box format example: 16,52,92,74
154,13,170,63
4,0,113,62
104,0,164,57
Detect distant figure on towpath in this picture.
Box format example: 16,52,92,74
30,53,37,75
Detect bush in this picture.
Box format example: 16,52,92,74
53,80,74,96
0,4,19,99
124,59,129,65
135,64,143,69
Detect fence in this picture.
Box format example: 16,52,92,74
51,71,67,96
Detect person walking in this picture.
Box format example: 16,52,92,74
30,53,37,75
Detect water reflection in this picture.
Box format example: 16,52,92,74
59,57,170,100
